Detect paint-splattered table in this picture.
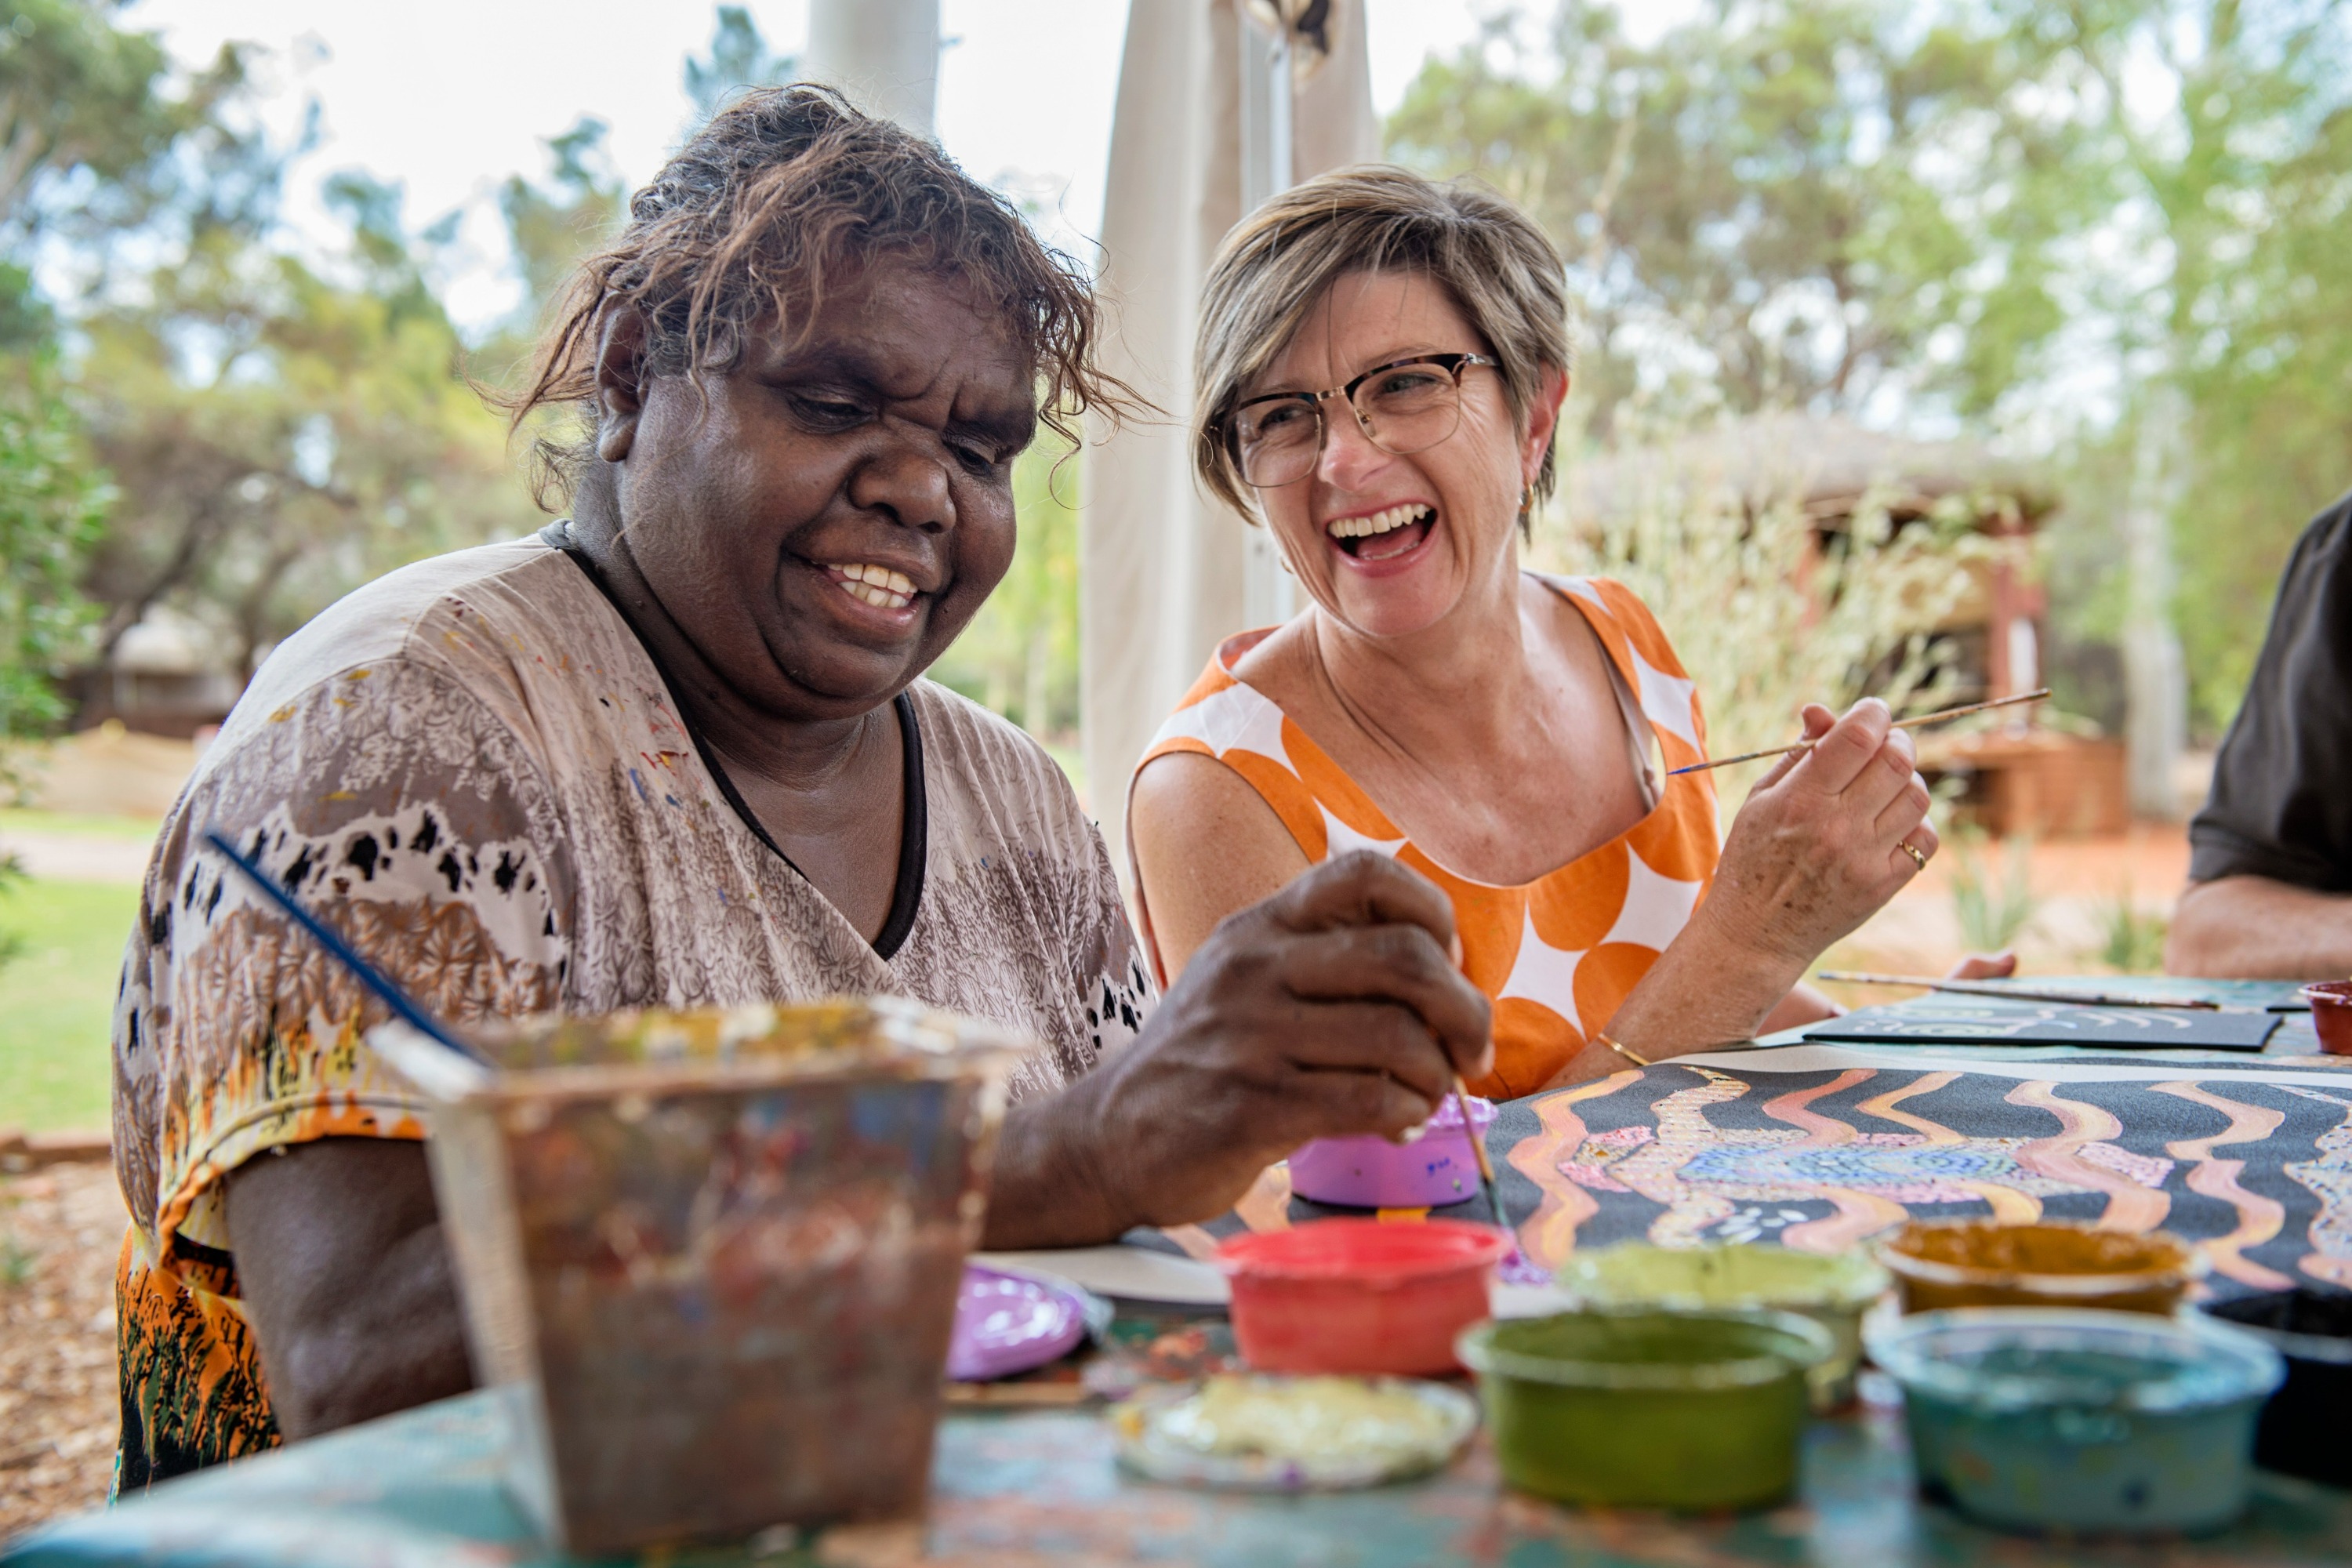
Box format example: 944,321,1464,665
9,1373,2352,1566
1170,978,2352,1300
13,978,2352,1566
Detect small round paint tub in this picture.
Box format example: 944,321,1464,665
2197,1286,2352,1486
1868,1308,2281,1534
1456,1308,1831,1511
1557,1243,1888,1410
1217,1219,1511,1377
1878,1218,2199,1316
1287,1094,1499,1208
2302,982,2352,1054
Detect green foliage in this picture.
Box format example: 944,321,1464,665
1947,828,2041,952
1536,466,1994,784
931,439,1080,738
74,183,537,676
684,5,798,122
1390,1,2352,738
493,118,625,343
0,368,105,785
2092,891,2169,974
0,0,245,242
1386,2,2098,437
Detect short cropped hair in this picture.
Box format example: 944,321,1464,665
502,85,1124,507
1192,166,1572,518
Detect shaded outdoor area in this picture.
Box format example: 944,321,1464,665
2,0,2349,1554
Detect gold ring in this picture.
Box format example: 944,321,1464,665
1899,840,1929,871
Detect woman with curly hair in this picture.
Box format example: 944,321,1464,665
110,89,1490,1486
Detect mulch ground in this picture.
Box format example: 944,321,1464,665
1,1161,125,1536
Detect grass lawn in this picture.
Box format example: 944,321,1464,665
0,880,137,1134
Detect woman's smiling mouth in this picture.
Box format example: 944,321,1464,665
1325,503,1435,563
822,561,919,612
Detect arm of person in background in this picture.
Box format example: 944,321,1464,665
2169,877,2352,979
982,853,1491,1247
2168,493,2352,980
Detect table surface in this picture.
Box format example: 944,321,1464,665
10,978,2350,1567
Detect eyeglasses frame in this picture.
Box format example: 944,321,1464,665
1219,352,1501,491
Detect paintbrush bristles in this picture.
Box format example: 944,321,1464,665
1668,688,2050,775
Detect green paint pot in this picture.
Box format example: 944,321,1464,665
1556,1243,1888,1410
1457,1308,1832,1511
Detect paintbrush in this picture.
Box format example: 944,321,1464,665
1457,1075,1514,1235
203,829,491,1062
1814,970,2225,1011
1668,688,2051,775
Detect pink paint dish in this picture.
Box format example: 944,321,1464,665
1287,1093,1499,1210
2303,982,2352,1054
1218,1218,1513,1376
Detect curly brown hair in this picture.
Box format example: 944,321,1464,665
501,85,1126,508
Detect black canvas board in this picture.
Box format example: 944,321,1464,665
1801,998,2280,1051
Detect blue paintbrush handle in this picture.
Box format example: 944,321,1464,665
201,829,484,1062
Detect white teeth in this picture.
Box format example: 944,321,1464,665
829,563,915,610
1325,504,1432,540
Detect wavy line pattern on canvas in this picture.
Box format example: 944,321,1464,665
2150,1080,2293,1290
2008,1080,2172,1232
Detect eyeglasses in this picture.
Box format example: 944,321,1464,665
1221,352,1500,490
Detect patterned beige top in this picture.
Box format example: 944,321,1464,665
109,527,1151,1489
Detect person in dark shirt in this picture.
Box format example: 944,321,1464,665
2169,489,2352,977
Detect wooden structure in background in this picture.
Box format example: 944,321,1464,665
1570,416,2126,837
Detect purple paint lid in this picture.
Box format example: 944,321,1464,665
1287,1093,1499,1210
946,1264,1091,1382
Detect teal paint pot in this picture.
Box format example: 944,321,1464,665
1867,1308,2284,1535
1556,1242,1889,1410
1456,1308,1831,1511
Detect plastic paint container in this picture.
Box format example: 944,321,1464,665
1556,1243,1888,1409
2197,1287,2352,1486
1456,1308,1831,1511
1217,1219,1511,1377
380,1000,1023,1556
1287,1094,1499,1209
2302,982,2352,1054
1869,1308,2281,1534
1878,1218,2198,1316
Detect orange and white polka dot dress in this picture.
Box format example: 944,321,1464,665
1131,575,1722,1100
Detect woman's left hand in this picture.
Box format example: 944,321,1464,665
1947,950,2018,982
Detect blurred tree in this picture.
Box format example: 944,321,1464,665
0,0,245,247
930,440,1080,742
1389,0,2352,737
75,169,533,679
495,118,625,328
0,361,107,789
684,5,799,122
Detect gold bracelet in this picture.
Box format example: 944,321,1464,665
1595,1033,1652,1069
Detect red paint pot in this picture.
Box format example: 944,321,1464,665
1216,1219,1512,1376
2303,982,2352,1054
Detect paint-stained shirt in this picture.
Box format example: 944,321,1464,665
110,530,1152,1490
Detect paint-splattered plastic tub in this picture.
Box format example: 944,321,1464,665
1878,1218,2199,1315
1457,1308,1831,1511
2198,1286,2352,1486
2303,982,2352,1054
1556,1242,1888,1409
1287,1094,1498,1209
373,1000,1025,1556
1867,1308,2282,1534
1218,1219,1511,1376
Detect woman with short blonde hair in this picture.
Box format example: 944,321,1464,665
1131,166,2001,1098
